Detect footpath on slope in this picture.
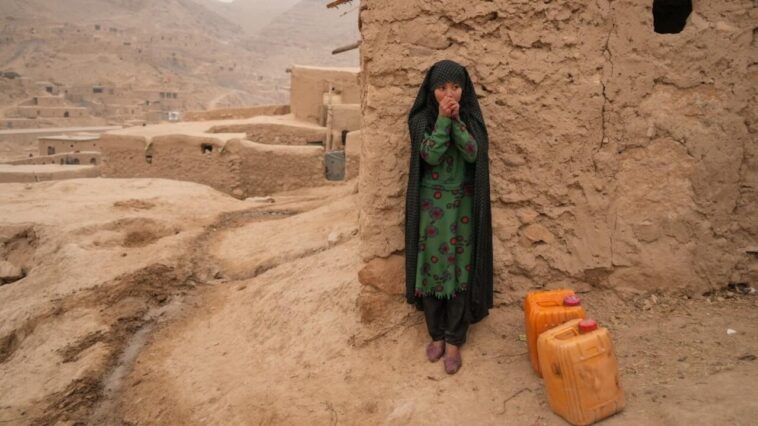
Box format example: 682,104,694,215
0,178,755,425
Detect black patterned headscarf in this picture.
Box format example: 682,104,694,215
405,59,493,324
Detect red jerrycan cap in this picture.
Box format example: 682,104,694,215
563,295,581,306
578,319,598,333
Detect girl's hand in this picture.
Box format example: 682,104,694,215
451,102,460,120
438,99,452,117
439,96,456,118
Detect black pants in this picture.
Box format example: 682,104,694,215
422,293,469,346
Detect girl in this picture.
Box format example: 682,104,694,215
405,59,494,374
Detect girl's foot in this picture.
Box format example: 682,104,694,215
444,344,462,374
426,340,445,362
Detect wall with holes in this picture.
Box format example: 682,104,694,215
357,0,756,298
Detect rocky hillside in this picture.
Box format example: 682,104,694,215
0,0,358,110
192,0,301,36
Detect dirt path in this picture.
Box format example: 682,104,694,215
1,179,756,425
0,179,352,424
118,236,758,425
116,192,757,425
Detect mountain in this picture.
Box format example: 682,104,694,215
191,0,302,36
241,0,360,91
0,0,359,112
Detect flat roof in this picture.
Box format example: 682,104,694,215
0,126,122,136
0,164,96,172
38,134,101,142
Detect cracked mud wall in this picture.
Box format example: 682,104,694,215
358,0,757,299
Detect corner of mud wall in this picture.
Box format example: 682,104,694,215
99,134,152,178
100,133,245,198
356,0,757,308
236,140,326,197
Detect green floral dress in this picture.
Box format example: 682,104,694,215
415,115,478,299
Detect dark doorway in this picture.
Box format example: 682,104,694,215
653,0,692,34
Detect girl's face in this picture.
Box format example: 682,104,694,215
434,81,462,104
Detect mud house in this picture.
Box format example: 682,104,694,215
38,134,100,158
356,0,755,306
14,95,89,119
97,65,363,197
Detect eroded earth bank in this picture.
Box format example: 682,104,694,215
1,178,756,425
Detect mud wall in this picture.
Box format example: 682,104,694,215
183,105,291,121
208,122,327,146
5,152,101,166
0,164,99,183
99,134,326,199
232,140,326,196
290,66,362,125
38,139,100,156
358,0,757,298
16,107,89,119
99,134,243,196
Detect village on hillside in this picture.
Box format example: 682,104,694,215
0,1,756,425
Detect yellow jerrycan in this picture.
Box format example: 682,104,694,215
537,318,625,425
524,289,586,376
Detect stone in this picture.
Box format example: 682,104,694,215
356,286,401,323
503,154,527,167
521,223,554,244
492,207,520,242
357,254,404,296
516,208,539,224
246,196,275,203
0,260,24,284
327,231,341,247
632,221,661,243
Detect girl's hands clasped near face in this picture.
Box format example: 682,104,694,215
434,81,463,120
450,100,460,121
438,96,457,118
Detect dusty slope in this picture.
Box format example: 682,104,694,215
0,178,352,424
1,177,756,425
0,178,242,423
119,190,756,424
119,257,758,425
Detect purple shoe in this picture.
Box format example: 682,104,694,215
426,341,445,362
444,351,462,374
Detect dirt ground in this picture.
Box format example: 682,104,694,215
0,178,756,425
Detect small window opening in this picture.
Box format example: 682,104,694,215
63,111,69,118
47,146,55,155
201,143,213,154
653,0,692,34
90,158,97,165
145,154,153,164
